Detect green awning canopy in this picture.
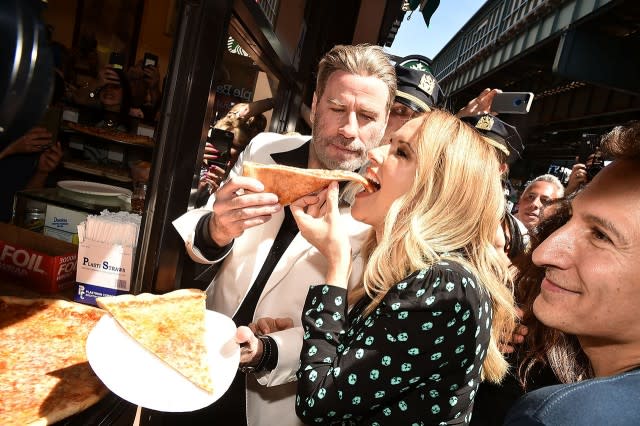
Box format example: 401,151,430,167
408,0,441,27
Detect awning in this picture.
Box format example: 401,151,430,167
407,0,441,27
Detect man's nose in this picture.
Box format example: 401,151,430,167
533,197,543,209
532,225,573,268
339,111,358,139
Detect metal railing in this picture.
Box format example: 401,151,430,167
431,0,551,81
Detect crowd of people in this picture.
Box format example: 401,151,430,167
171,42,640,425
0,28,165,223
7,23,636,423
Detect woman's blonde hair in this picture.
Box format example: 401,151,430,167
352,109,516,383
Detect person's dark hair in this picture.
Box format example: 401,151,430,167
246,113,267,139
502,211,525,260
600,120,640,160
513,197,593,389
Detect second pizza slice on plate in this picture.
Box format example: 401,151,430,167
96,289,214,393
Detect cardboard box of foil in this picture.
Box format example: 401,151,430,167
0,223,78,293
74,240,133,306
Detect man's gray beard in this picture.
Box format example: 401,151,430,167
310,121,384,171
310,135,367,171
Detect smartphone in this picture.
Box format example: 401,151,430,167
143,52,158,68
491,92,534,114
109,52,125,70
578,141,595,164
207,128,234,168
37,106,62,148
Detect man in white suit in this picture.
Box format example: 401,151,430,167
173,44,396,425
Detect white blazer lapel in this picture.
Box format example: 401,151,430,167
242,208,286,288
257,230,312,303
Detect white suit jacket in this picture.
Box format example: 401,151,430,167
173,132,370,426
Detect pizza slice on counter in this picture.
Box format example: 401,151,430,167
242,161,375,206
0,296,108,425
96,289,214,393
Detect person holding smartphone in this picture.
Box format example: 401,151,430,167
127,54,162,122
0,127,63,222
91,64,134,131
0,65,67,222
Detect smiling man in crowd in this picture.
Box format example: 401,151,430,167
505,121,640,425
513,174,564,246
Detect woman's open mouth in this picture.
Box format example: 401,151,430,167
365,169,381,192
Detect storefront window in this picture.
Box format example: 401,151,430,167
256,0,280,27
192,28,279,206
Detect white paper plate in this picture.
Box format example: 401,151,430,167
86,310,240,412
58,180,132,197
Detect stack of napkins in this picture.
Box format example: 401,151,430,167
74,210,141,306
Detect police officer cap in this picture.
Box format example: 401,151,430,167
395,65,443,113
461,114,524,164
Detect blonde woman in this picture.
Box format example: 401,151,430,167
290,110,516,425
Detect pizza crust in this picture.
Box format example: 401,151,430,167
242,161,373,206
65,122,154,147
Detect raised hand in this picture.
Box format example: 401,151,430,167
456,88,501,118
565,157,588,195
208,175,281,246
36,142,63,174
0,127,53,159
98,66,121,87
290,181,351,287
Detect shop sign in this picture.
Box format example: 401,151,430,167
216,84,253,101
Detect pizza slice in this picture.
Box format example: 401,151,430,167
96,289,214,393
242,161,375,206
0,296,108,425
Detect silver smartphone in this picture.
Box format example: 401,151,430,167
491,92,534,114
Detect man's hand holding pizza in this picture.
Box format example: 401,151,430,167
208,175,282,246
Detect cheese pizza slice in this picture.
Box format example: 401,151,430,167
96,289,213,393
242,161,374,206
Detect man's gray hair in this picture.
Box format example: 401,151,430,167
316,44,396,113
523,174,565,198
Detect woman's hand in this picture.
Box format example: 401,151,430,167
143,65,160,91
248,317,294,336
499,308,529,354
198,163,227,194
0,127,53,159
36,142,63,174
290,181,352,287
98,66,121,87
202,142,221,165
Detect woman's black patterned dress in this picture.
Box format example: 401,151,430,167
296,260,492,425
